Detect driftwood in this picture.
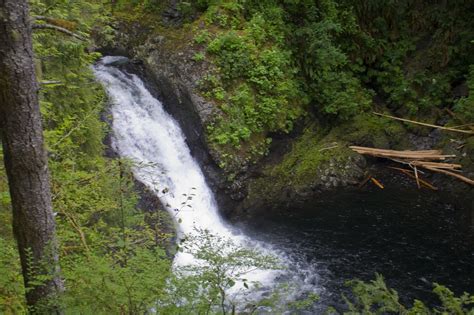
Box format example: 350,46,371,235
373,112,474,135
349,146,474,186
409,161,462,170
350,146,455,160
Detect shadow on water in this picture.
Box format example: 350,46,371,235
236,187,474,310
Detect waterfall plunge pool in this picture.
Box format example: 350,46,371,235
94,56,473,312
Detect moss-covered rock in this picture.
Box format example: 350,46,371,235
237,125,366,213
330,113,409,149
233,113,415,214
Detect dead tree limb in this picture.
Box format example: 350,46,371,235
32,22,86,41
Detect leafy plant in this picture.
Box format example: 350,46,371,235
343,274,474,314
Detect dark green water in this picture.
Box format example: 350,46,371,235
238,188,474,310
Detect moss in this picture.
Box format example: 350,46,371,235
245,125,359,204
269,127,351,185
244,113,411,205
330,113,409,149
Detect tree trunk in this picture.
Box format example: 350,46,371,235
0,0,63,312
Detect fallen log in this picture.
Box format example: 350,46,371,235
349,146,455,160
350,145,474,186
349,146,442,155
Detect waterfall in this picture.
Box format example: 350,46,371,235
92,56,282,281
90,56,474,311
93,57,322,311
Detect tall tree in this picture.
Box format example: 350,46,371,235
0,0,63,312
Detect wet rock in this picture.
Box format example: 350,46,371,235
105,56,130,67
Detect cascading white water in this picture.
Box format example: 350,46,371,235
93,57,322,310
92,56,281,281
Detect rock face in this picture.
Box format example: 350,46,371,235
93,21,472,218
238,153,367,217
130,45,242,214
94,23,241,213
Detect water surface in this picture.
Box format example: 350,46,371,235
238,188,474,310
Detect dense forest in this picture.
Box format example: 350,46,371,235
0,0,473,314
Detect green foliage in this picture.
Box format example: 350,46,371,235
1,0,474,312
344,274,408,314
291,0,373,118
158,229,280,314
120,0,474,172
197,1,306,157
60,247,170,313
339,0,474,114
344,274,474,314
1,1,173,313
192,51,206,61
262,125,355,187
195,29,211,44
454,65,474,122
0,238,26,314
331,113,408,149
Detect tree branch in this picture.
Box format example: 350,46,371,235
32,18,87,41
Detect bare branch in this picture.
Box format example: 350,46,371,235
32,22,87,41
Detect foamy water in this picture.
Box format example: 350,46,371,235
93,57,289,294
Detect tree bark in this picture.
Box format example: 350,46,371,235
0,0,63,312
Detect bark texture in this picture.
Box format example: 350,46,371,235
0,0,63,311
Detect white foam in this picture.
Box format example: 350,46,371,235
93,57,281,287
